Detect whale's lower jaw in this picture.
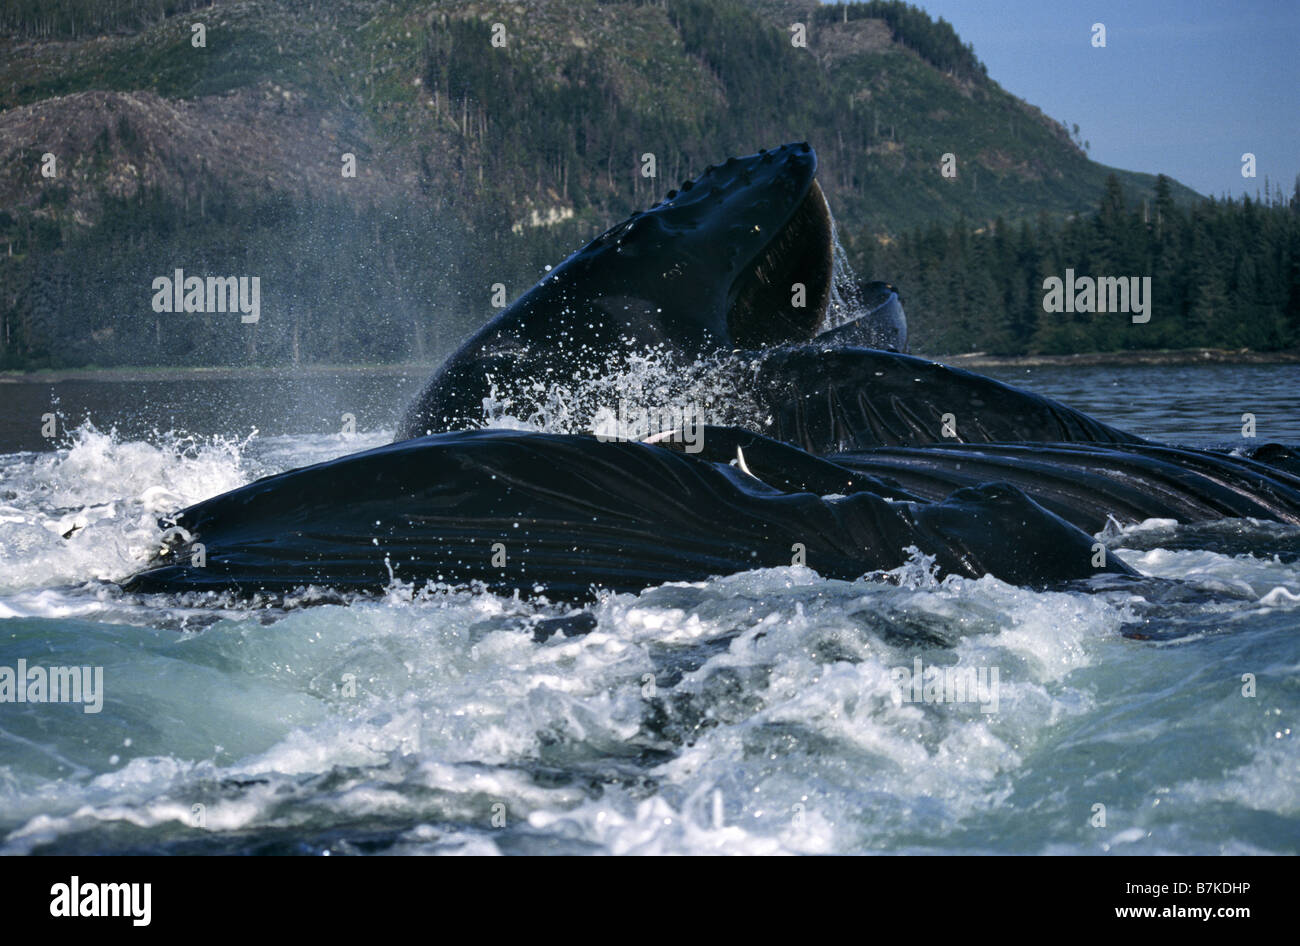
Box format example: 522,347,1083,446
121,423,1300,601
121,428,1143,601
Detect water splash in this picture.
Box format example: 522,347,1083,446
0,422,258,591
822,209,867,332
477,348,765,438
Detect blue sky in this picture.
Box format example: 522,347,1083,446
856,0,1299,199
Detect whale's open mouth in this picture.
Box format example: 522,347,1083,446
726,179,834,348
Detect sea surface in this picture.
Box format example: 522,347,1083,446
0,361,1297,855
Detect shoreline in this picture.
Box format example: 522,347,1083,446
1,348,1298,383
0,363,444,383
936,348,1300,369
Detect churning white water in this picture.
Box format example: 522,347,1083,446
0,363,1297,854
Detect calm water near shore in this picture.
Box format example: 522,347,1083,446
3,360,1298,451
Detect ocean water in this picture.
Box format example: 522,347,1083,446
0,361,1297,855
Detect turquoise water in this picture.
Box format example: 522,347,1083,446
0,363,1296,854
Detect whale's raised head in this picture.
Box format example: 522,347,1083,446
623,142,833,348
398,142,839,438
510,141,830,351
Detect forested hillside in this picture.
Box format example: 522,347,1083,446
877,174,1300,355
1,0,1292,370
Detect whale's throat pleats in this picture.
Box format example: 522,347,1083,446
726,180,833,348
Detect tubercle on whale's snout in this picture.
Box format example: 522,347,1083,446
651,141,815,210
583,144,816,264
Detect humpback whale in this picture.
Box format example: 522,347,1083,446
124,143,1300,600
396,143,1132,449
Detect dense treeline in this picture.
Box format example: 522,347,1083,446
4,172,1295,370
872,175,1300,355
0,0,214,38
0,185,584,370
